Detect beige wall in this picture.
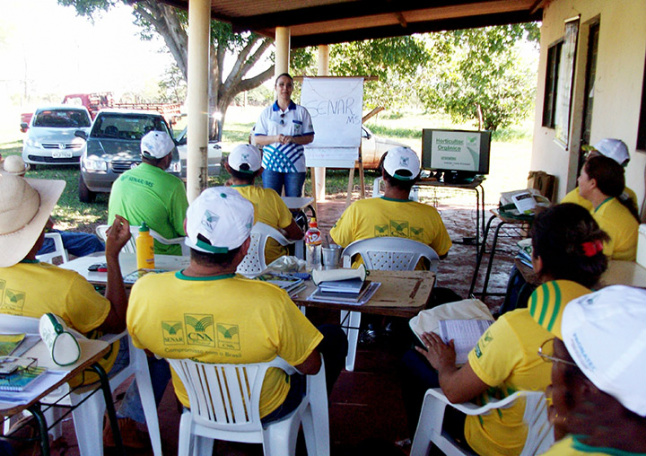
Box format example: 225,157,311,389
531,0,646,207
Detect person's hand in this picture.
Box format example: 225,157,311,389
105,215,131,258
415,331,456,371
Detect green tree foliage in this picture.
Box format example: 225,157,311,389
418,24,539,131
58,0,278,139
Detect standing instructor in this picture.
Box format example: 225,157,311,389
254,73,314,197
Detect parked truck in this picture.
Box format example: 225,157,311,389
20,92,181,132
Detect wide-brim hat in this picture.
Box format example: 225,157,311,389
0,175,65,267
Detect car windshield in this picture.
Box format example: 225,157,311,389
33,109,91,128
91,113,170,140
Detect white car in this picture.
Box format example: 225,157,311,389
22,106,92,166
175,127,222,178
361,125,409,169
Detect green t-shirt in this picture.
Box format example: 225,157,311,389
108,163,189,255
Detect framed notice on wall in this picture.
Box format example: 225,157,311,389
554,17,580,147
301,77,364,168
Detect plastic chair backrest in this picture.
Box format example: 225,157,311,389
236,222,294,277
167,355,329,455
36,232,69,264
96,224,139,253
97,224,187,255
168,357,296,433
341,237,440,272
410,388,553,456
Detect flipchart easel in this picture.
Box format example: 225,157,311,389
297,76,378,211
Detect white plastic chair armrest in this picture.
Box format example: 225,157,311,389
426,388,524,416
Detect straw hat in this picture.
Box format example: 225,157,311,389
0,175,65,267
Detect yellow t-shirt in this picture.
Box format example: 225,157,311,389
592,197,638,261
561,186,638,212
540,435,644,456
127,271,323,418
232,184,295,265
465,309,552,456
329,197,452,267
0,261,119,384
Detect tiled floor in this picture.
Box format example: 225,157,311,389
12,197,520,455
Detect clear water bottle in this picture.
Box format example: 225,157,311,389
305,218,322,271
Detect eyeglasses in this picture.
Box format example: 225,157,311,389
538,338,578,367
279,113,285,125
0,356,38,380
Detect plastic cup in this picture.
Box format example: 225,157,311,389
322,245,343,269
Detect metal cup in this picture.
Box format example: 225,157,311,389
321,244,342,269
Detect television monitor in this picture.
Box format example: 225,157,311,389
421,129,492,183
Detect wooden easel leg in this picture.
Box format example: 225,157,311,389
346,167,355,208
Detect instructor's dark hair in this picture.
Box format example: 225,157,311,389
274,73,293,86
531,203,609,288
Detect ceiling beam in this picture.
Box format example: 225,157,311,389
230,0,499,32
288,10,542,48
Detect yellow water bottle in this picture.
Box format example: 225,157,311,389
136,222,155,269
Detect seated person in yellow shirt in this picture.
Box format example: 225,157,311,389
127,187,347,422
535,285,646,456
330,147,452,266
561,138,637,210
226,144,303,265
403,204,609,456
577,155,639,261
0,175,131,380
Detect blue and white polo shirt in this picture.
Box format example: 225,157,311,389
254,101,314,173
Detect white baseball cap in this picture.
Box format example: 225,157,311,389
141,131,175,159
184,186,254,254
592,138,630,166
383,147,420,180
561,285,646,416
228,144,262,173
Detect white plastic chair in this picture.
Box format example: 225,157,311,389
167,355,329,456
340,237,439,371
96,224,188,255
36,232,69,264
410,388,553,456
372,176,420,201
0,314,162,456
236,222,295,278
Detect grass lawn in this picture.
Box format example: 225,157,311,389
0,105,534,231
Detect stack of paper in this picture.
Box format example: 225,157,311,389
308,265,380,305
256,273,306,296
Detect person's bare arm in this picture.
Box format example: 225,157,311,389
281,219,304,240
98,215,131,333
283,134,314,145
254,135,280,146
416,331,489,403
294,349,322,375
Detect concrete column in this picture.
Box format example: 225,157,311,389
186,0,210,202
275,27,291,76
315,45,330,201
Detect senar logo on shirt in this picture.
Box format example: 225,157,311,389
374,224,389,236
184,314,215,347
390,220,409,237
2,288,25,313
474,330,494,358
161,321,184,345
216,323,240,351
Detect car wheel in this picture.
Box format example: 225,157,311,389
79,174,96,203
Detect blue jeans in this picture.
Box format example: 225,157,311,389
111,343,171,424
262,170,306,197
38,230,105,257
